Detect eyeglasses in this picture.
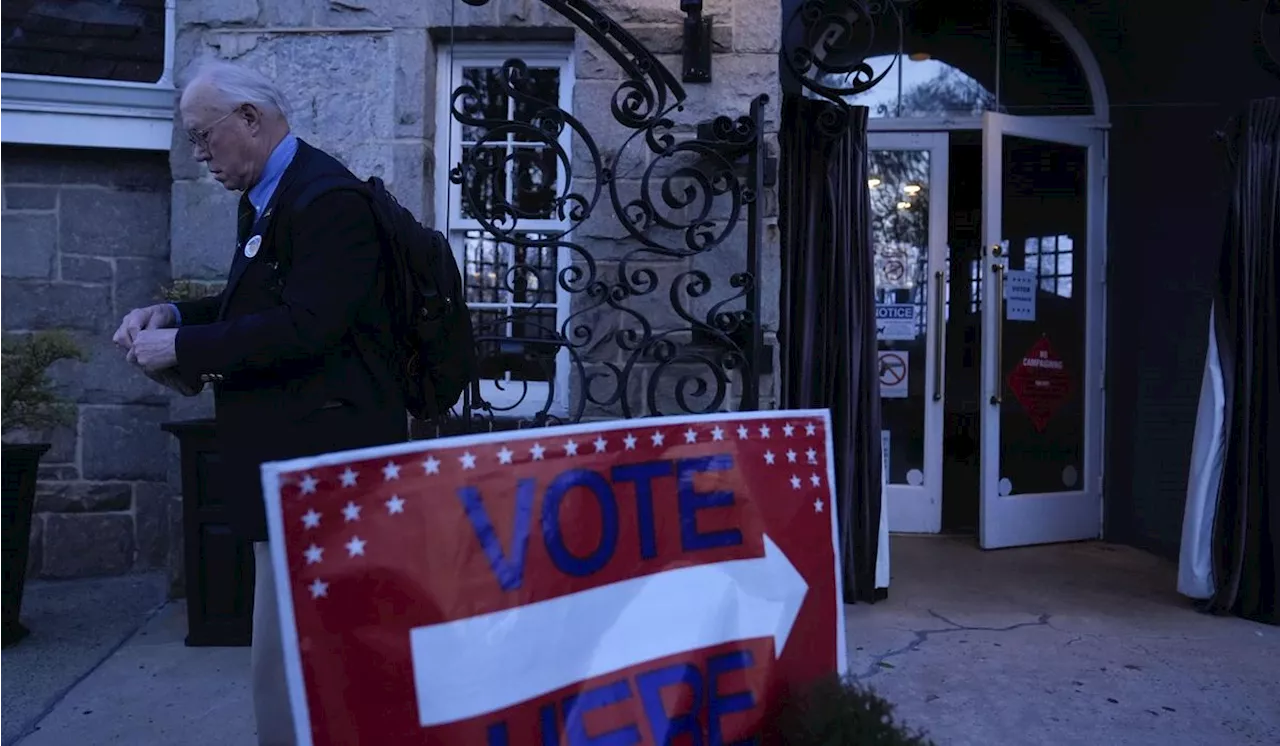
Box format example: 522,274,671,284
186,107,240,150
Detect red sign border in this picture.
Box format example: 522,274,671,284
260,408,849,746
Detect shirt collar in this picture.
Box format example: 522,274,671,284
247,132,298,217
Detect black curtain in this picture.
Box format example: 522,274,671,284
1207,96,1280,626
777,95,883,604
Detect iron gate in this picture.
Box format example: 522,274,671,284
438,0,769,435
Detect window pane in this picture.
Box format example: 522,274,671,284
511,146,559,219
470,308,557,384
463,231,560,306
459,66,508,142
513,67,561,143
3,0,166,83
511,240,558,306
459,146,508,221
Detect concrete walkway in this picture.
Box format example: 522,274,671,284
4,538,1277,745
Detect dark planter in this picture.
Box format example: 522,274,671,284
2,442,50,647
161,418,255,647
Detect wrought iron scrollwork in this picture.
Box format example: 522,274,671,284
446,0,767,430
781,0,904,106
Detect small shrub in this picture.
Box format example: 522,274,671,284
1,330,86,438
774,673,935,746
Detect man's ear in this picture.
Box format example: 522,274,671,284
241,103,262,134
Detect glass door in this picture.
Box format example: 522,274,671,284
868,132,949,534
979,113,1105,549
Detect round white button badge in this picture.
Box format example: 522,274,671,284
244,235,262,258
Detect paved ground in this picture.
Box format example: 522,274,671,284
2,573,168,745
846,536,1280,746
4,537,1277,745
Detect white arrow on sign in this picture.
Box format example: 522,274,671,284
410,535,809,727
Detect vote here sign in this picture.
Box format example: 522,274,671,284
260,409,847,745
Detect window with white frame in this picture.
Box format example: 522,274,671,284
434,42,576,417
1025,235,1074,298
1,0,176,151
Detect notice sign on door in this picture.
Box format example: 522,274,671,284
1007,336,1073,432
878,350,910,399
260,411,847,745
1004,270,1037,322
876,303,918,341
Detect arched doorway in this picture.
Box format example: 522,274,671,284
850,0,1110,549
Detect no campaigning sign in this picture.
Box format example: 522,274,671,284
261,410,847,745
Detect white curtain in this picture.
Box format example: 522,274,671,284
1178,306,1226,600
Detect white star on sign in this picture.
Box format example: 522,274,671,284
497,446,514,465
783,423,795,437
594,436,608,453
790,475,802,490
302,509,321,529
346,536,367,558
309,578,329,599
759,424,772,439
806,448,818,464
737,425,750,439
711,426,725,441
684,428,698,444
786,449,798,463
340,467,358,487
342,501,361,522
564,440,579,456
764,450,777,465
382,461,401,481
814,498,825,513
623,433,637,450
459,451,477,470
304,544,324,565
651,431,666,446
530,442,546,461
806,422,817,436
299,474,318,495
810,473,822,487
386,495,405,515
423,455,440,475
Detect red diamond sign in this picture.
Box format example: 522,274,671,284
1006,336,1073,433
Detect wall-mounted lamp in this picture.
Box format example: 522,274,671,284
681,0,713,84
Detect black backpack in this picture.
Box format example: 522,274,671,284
285,174,479,422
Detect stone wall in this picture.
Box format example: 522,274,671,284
171,0,782,423
1,145,176,582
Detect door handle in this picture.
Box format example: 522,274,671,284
933,270,944,402
990,262,1004,406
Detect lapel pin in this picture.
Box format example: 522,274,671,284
244,234,263,258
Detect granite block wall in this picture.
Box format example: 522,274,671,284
1,145,178,583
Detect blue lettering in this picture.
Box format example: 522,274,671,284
676,455,743,553
542,469,619,577
485,703,560,746
457,478,536,592
611,460,673,560
708,651,757,746
564,680,642,746
637,663,704,746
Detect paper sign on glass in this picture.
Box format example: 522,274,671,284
1004,269,1037,322
260,410,847,745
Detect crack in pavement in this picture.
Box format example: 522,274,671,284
850,610,1053,682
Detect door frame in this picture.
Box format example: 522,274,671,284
978,112,1108,549
867,130,950,534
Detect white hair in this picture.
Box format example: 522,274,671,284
180,58,292,121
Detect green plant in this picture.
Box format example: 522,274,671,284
774,674,936,746
1,330,86,438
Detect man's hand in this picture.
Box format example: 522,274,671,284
113,304,176,350
127,328,179,373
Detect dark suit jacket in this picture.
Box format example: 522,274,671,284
173,139,407,541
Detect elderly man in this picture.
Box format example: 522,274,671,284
113,60,407,745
